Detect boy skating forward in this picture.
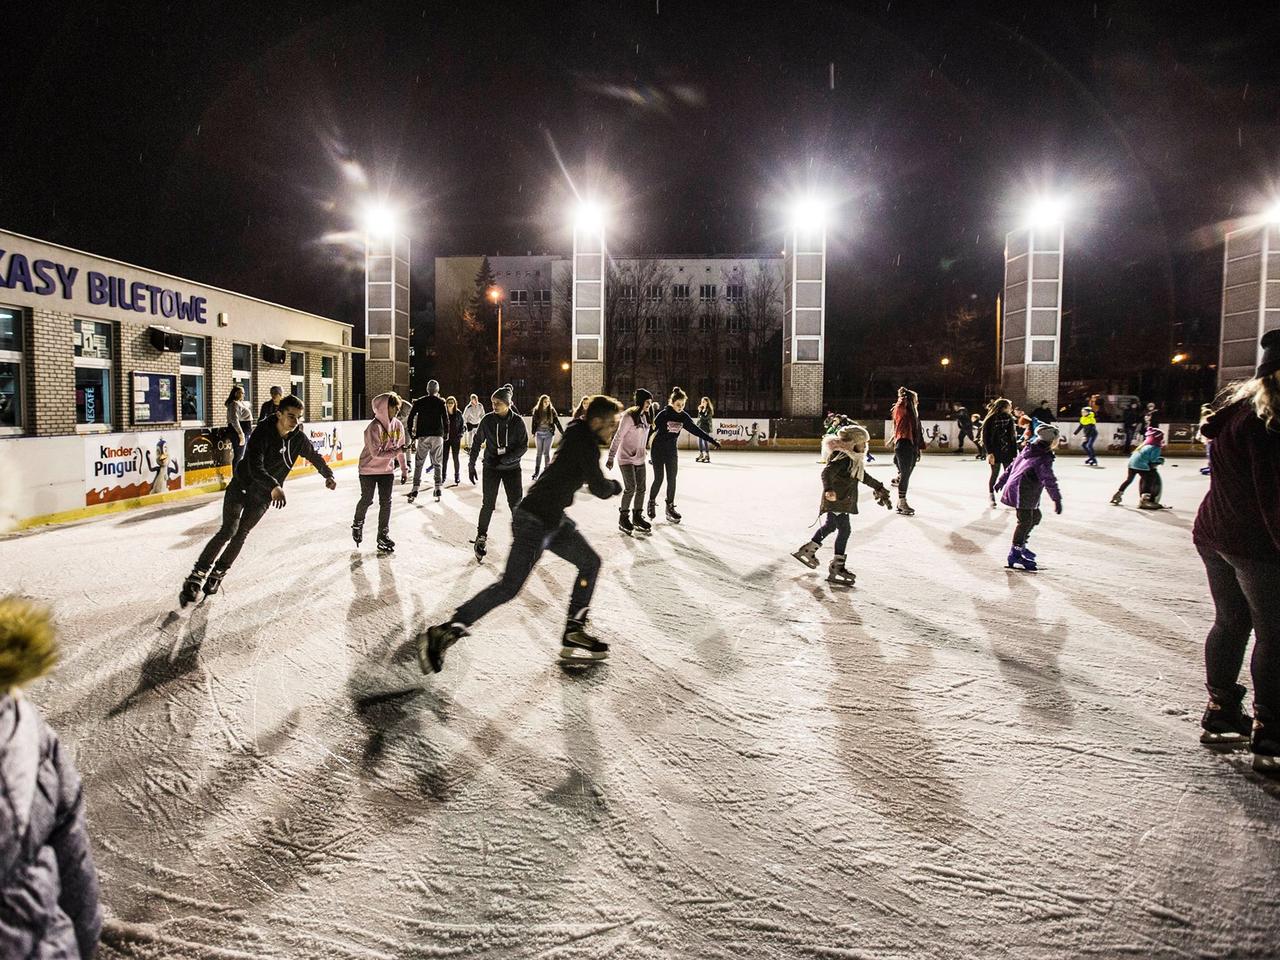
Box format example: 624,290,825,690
418,395,625,671
468,386,529,561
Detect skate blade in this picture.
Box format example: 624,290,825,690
1253,754,1280,774
618,527,634,537
559,646,608,662
792,553,820,569
1200,731,1251,750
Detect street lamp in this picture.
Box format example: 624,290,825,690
488,286,504,385
940,356,951,407
560,361,570,371
1171,352,1188,364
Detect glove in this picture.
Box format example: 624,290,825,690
874,487,892,509
1055,500,1063,515
468,462,478,485
713,440,723,449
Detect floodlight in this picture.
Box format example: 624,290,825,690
1026,196,1067,229
361,201,398,238
789,195,828,233
574,201,605,232
1265,201,1280,224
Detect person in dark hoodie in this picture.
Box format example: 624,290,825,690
981,398,1019,508
468,386,529,561
1193,329,1280,774
257,385,283,423
954,406,975,455
405,379,449,503
419,395,624,672
645,386,721,524
181,394,336,604
443,395,465,486
994,422,1064,571
0,596,102,960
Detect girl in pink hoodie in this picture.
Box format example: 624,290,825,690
353,392,409,554
606,388,654,535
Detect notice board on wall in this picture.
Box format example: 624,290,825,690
132,371,178,424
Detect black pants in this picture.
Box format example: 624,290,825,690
894,439,917,497
811,512,850,554
956,431,973,452
1123,426,1138,454
479,467,522,537
988,454,1014,495
1199,544,1280,710
1117,467,1161,501
619,463,646,512
195,483,271,573
455,509,601,627
1013,507,1042,547
354,474,393,538
649,447,679,504
446,437,462,482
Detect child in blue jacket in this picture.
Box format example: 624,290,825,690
994,423,1064,571
1111,427,1165,508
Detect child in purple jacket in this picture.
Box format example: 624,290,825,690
994,423,1064,571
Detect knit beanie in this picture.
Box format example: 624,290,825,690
633,388,653,409
491,386,512,405
1034,423,1060,444
1145,427,1165,447
1259,329,1280,379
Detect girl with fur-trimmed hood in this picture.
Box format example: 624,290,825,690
792,423,892,585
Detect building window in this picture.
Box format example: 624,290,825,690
510,289,529,305
726,283,745,303
699,284,717,302
724,377,743,396
671,316,689,333
232,342,253,410
727,314,746,333
533,289,551,304
617,316,635,334
620,285,636,302
290,351,305,399
74,319,113,430
646,346,663,363
644,284,663,303
180,335,206,424
699,314,716,333
672,284,690,302
620,345,636,364
321,355,334,420
727,345,743,366
645,316,661,334
0,306,23,434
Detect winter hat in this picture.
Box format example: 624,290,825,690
837,423,869,446
1145,427,1165,447
633,388,653,408
0,597,58,692
491,386,512,405
427,379,439,395
1258,329,1280,379
1034,423,1060,444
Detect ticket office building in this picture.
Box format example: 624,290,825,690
0,230,355,438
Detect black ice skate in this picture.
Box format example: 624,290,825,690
202,567,226,596
376,535,395,556
179,570,206,607
792,541,820,569
665,502,682,524
560,614,609,663
896,497,915,516
1138,494,1166,510
418,622,469,674
618,509,634,536
1110,491,1123,506
406,489,419,503
631,509,652,534
472,534,487,562
351,521,364,546
646,501,657,521
1200,683,1252,749
433,487,442,501
1253,706,1280,776
827,555,856,586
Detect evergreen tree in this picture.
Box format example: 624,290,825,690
467,256,499,391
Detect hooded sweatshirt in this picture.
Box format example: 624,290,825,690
462,400,485,428
359,394,409,476
0,694,102,960
608,410,651,466
994,439,1062,510
1194,398,1280,561
233,413,334,499
818,435,888,515
469,409,529,472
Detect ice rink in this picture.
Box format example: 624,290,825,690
2,450,1277,959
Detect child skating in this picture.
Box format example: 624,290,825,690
1110,427,1166,508
994,423,1063,572
646,387,721,524
791,424,892,585
353,392,410,555
1074,405,1099,466
607,388,655,535
418,396,625,672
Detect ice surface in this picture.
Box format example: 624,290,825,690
2,451,1277,959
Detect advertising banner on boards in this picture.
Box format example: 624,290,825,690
183,426,233,486
84,431,184,505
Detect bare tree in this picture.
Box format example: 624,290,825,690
734,261,783,414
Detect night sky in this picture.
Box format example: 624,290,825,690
4,1,1278,406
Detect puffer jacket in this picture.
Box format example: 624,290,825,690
0,694,102,960
818,436,888,514
358,394,409,476
994,439,1062,510
1128,443,1165,472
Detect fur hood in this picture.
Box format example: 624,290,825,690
821,434,866,482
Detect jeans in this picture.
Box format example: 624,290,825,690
455,509,601,627
619,463,646,511
354,474,393,538
534,430,555,476
230,420,252,464
649,447,679,504
1199,544,1280,710
1082,427,1097,462
811,512,850,555
412,436,444,491
478,468,522,537
894,439,917,497
445,437,462,482
1013,507,1042,547
698,436,710,457
195,483,271,573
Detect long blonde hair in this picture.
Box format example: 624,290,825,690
1226,372,1280,430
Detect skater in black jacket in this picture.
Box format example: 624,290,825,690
443,396,465,485
646,386,721,523
180,395,336,603
468,386,529,561
981,398,1018,507
405,379,449,502
419,395,624,672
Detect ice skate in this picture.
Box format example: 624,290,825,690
1253,706,1279,776
1006,546,1037,571
179,570,206,607
472,534,487,562
406,489,419,503
376,535,395,556
1110,491,1123,505
646,500,657,521
631,509,652,534
665,502,682,524
418,621,469,674
202,567,227,596
433,487,442,501
896,497,915,516
1138,494,1166,510
560,616,609,663
989,494,997,508
827,555,856,586
791,541,820,569
351,521,363,546
618,509,634,536
1199,683,1252,749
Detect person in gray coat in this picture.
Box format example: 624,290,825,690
0,596,102,959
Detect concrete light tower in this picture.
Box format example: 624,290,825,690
1002,197,1066,410
362,202,410,402
782,196,827,417
1218,203,1280,387
570,201,606,402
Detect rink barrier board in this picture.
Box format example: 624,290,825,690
879,420,1201,455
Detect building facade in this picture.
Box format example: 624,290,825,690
430,253,783,414
0,229,356,439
